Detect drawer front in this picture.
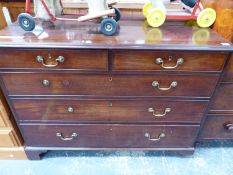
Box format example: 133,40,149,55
0,49,108,71
223,54,233,82
209,83,233,112
2,74,219,97
113,51,227,72
199,115,233,140
0,130,20,147
21,124,199,148
12,99,207,123
0,148,27,159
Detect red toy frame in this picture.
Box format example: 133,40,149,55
166,0,203,20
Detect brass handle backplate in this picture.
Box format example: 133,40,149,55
155,57,184,69
56,132,78,141
152,81,177,91
145,132,165,142
42,79,50,86
148,107,171,117
36,55,65,67
67,107,74,113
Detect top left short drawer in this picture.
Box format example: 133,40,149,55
0,49,108,71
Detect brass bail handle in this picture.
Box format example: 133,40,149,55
152,81,177,91
36,55,65,67
145,132,165,142
155,57,184,69
148,107,171,117
56,132,78,141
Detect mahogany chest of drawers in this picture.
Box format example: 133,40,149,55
0,20,232,160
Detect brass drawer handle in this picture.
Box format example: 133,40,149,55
145,132,165,142
42,79,50,86
152,81,177,91
36,55,65,67
155,57,184,69
148,107,171,117
67,106,74,113
223,123,233,131
56,132,78,141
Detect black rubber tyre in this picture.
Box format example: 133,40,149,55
113,7,121,22
181,0,197,8
100,18,118,36
17,13,35,31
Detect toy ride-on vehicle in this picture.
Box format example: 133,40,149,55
17,0,121,36
143,0,216,28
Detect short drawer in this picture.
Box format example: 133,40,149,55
0,49,108,71
0,129,20,147
2,73,219,97
113,51,227,72
20,124,199,148
12,99,208,123
199,115,233,140
209,83,233,112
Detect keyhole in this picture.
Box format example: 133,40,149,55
168,56,173,61
109,102,113,107
48,54,52,59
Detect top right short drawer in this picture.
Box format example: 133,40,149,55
112,51,227,72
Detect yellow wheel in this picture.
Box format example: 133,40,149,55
143,2,152,18
197,8,216,28
192,29,210,45
147,8,166,28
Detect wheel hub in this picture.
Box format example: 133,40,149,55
23,19,29,27
105,23,113,32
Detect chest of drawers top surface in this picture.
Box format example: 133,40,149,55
0,19,231,51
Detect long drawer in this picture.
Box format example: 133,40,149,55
0,49,108,71
12,99,207,123
199,115,233,140
209,83,233,112
113,51,227,72
20,124,199,148
2,73,219,97
0,129,20,147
